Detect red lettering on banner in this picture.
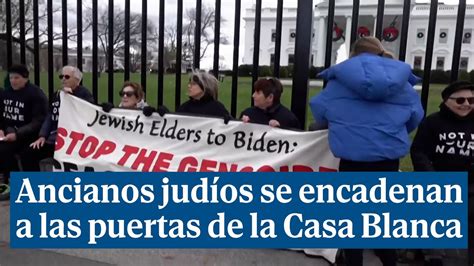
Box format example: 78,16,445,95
218,162,239,172
54,128,332,173
200,159,218,172
293,165,314,172
319,166,338,172
53,128,118,160
152,152,174,172
132,149,157,171
78,136,99,158
178,156,198,172
118,145,140,166
239,166,254,172
257,165,276,172
117,146,174,171
55,127,68,151
92,141,116,159
174,158,318,173
66,131,85,155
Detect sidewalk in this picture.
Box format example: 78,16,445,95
0,241,111,266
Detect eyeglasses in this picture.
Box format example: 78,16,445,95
119,91,136,98
59,74,71,80
449,97,474,105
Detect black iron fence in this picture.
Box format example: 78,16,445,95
0,0,469,127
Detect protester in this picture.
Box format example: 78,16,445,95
309,36,424,266
240,77,300,129
101,81,168,117
0,64,48,184
411,80,474,266
21,66,94,171
177,70,230,119
118,81,148,109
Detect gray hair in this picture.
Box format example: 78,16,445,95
62,65,83,82
191,70,219,100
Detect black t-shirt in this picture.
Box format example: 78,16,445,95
0,82,48,140
411,104,474,183
39,86,94,142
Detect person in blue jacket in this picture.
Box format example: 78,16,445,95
309,37,424,266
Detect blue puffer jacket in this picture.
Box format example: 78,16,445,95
310,53,424,161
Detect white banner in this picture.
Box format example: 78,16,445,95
54,92,339,173
54,92,340,262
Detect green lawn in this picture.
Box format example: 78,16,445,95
1,71,447,172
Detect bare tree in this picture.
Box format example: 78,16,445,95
87,5,156,72
0,0,92,70
166,4,229,63
146,26,179,73
165,23,178,53
1,0,90,51
130,51,141,73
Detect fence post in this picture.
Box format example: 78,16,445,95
291,0,313,129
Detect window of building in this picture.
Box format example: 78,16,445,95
463,29,472,44
288,54,295,65
270,54,275,65
439,29,448,44
271,30,276,42
460,57,469,71
289,29,296,42
416,29,425,45
436,57,445,70
414,56,422,70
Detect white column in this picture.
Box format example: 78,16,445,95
316,16,326,67
345,16,352,57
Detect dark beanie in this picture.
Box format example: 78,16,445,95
8,64,29,78
441,81,474,100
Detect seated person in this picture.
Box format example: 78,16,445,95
411,81,474,266
240,77,300,129
118,81,148,109
101,81,169,116
22,66,94,171
177,71,230,118
0,64,48,182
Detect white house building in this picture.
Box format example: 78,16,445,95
242,0,474,71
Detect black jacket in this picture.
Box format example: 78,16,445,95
39,86,94,144
177,94,230,118
0,82,48,140
411,104,474,183
240,104,300,129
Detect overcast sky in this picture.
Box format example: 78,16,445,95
114,0,288,69
73,0,472,70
